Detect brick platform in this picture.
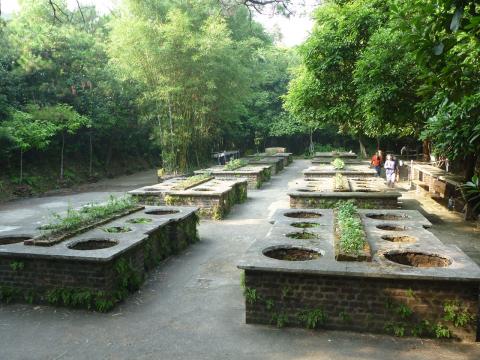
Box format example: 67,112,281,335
238,208,480,341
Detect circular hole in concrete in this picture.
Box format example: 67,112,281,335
291,222,321,229
286,231,319,239
145,209,180,215
284,211,322,219
126,217,153,224
376,224,409,231
103,226,132,233
367,213,409,221
193,188,211,191
0,236,32,245
69,239,118,250
384,251,451,268
381,235,417,243
263,247,321,261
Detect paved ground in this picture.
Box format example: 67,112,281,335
0,160,479,359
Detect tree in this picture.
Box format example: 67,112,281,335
109,1,270,171
4,109,55,182
284,0,390,156
354,26,422,138
27,104,89,180
394,0,480,179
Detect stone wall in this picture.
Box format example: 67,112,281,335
290,195,399,209
244,270,479,342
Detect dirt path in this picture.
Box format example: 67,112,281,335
0,160,478,360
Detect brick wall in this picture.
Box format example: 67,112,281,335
290,195,398,209
245,270,479,342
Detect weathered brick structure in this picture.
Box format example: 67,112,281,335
129,178,247,219
0,206,199,311
238,209,480,341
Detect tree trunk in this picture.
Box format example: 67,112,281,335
309,128,314,156
376,137,380,150
60,132,65,181
167,98,176,173
89,132,93,178
358,135,367,158
422,140,431,162
19,148,23,183
464,153,477,182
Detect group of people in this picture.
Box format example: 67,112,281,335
370,150,400,188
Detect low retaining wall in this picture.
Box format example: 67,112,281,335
0,206,199,311
289,192,401,209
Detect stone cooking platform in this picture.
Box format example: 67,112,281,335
304,164,377,179
289,178,401,209
312,158,366,165
129,178,247,219
248,152,293,167
194,165,271,189
313,151,357,160
244,157,284,175
238,208,480,341
0,206,199,311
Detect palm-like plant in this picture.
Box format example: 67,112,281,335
462,175,480,214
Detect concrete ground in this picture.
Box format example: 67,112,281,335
0,160,479,360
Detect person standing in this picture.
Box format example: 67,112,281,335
371,150,383,177
384,154,396,188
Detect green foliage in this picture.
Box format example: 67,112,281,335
265,299,274,311
224,159,248,171
395,303,413,319
385,321,406,337
114,258,142,298
244,287,258,305
271,312,289,328
172,174,212,190
406,288,415,299
443,300,474,327
298,308,327,329
39,196,137,238
335,201,366,254
0,286,18,304
334,173,348,191
281,286,292,298
284,0,390,138
103,226,131,233
433,323,451,339
331,158,345,170
462,175,480,213
45,288,114,312
9,261,24,272
126,217,152,224
108,2,279,172
240,271,245,292
339,311,352,323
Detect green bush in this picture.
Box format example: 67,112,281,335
331,158,345,170
336,201,366,254
224,159,248,171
